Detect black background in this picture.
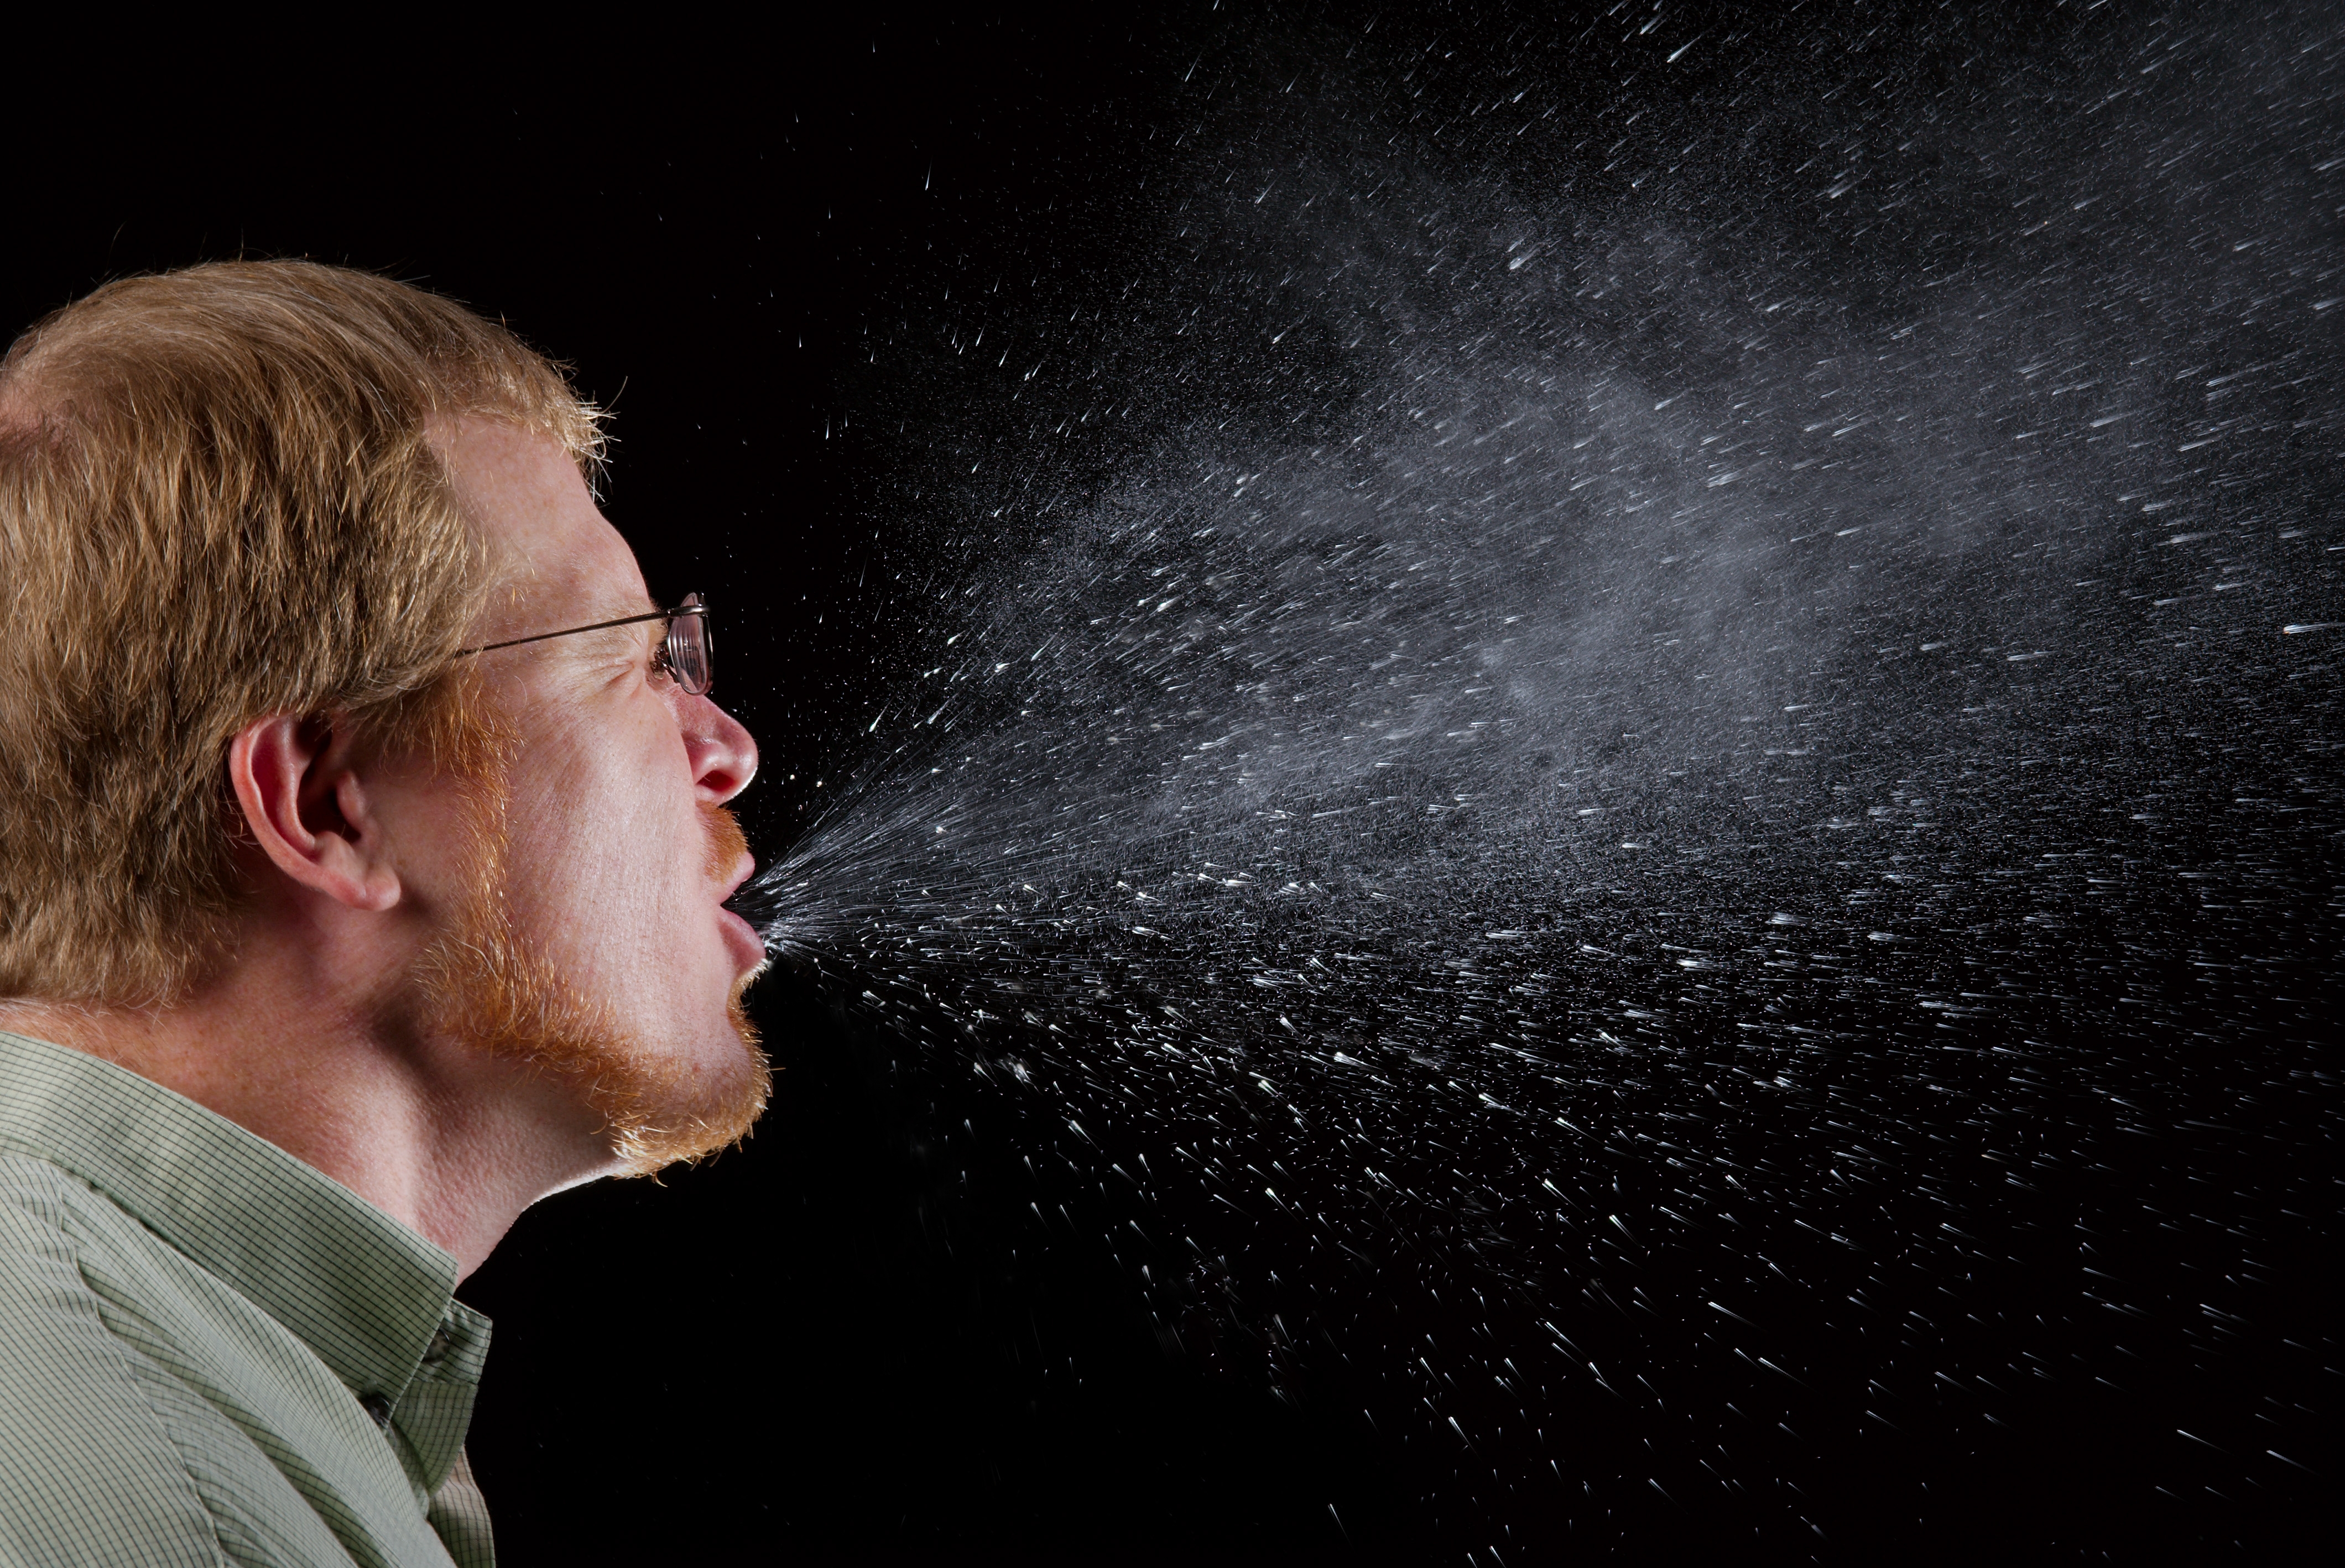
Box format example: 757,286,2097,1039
7,7,2334,1562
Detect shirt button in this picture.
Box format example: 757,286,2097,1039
359,1394,394,1429
424,1328,452,1364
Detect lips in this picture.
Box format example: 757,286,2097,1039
718,904,766,971
705,804,763,971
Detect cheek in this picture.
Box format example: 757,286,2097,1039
501,720,691,962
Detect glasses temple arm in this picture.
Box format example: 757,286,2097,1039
457,605,696,657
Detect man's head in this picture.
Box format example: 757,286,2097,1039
0,260,768,1173
405,417,770,1172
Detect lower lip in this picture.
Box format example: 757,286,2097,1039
719,907,766,970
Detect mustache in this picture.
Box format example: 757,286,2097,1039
704,802,749,885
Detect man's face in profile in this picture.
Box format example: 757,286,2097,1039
424,418,770,1169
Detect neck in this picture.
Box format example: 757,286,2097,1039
0,953,614,1279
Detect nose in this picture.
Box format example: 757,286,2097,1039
681,692,758,806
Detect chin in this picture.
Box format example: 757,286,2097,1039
604,987,772,1176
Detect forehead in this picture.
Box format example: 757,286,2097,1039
435,416,649,642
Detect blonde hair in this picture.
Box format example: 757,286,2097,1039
0,260,605,1006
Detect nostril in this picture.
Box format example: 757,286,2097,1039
685,701,758,800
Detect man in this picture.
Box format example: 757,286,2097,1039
0,262,770,1566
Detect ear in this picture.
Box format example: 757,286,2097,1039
227,715,403,913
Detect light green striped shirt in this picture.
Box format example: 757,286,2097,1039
0,1031,495,1567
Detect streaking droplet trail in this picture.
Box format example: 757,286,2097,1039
738,7,2338,1554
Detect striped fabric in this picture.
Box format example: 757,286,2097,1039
0,1031,494,1566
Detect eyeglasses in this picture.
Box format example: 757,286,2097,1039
456,593,714,696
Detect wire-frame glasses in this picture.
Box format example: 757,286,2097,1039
457,593,713,695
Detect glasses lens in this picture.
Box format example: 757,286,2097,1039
667,595,713,695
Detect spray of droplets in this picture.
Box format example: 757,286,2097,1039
747,7,2338,1553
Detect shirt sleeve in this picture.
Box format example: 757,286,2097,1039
0,1174,232,1568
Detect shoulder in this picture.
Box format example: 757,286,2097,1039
0,1151,158,1322
0,1150,113,1319
0,1153,232,1566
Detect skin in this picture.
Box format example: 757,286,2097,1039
0,419,762,1278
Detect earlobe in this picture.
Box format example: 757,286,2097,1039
228,716,404,913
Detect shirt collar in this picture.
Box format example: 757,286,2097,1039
0,1029,460,1408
